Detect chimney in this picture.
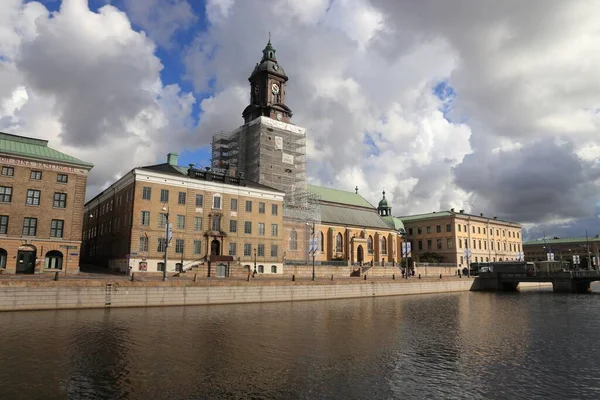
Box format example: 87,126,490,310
459,210,464,214
451,208,455,212
480,213,483,217
167,152,179,166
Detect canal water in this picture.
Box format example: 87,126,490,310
1,286,600,400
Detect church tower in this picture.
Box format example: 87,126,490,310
242,39,293,124
212,38,307,197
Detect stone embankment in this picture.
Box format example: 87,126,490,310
0,276,477,311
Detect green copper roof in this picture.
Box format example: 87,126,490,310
398,210,520,225
523,237,600,246
320,203,392,230
398,211,454,222
382,216,404,231
0,132,93,168
262,40,276,62
308,184,375,208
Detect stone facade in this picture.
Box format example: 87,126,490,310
0,133,92,274
401,209,523,269
82,155,286,276
523,237,600,268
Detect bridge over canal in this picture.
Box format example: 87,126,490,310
476,270,600,293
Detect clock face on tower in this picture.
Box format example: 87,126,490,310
271,83,280,94
276,112,283,121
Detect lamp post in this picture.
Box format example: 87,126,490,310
398,228,409,279
466,218,471,277
253,248,257,276
306,222,316,281
161,206,170,281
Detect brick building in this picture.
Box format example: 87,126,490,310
399,209,523,269
0,132,93,274
523,236,600,268
81,153,285,276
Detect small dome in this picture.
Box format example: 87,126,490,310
378,190,389,208
252,59,286,77
250,39,288,79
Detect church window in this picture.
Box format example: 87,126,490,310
336,233,343,253
367,236,373,254
318,231,324,252
381,237,387,254
289,229,298,250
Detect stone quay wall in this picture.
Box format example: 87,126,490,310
0,278,478,312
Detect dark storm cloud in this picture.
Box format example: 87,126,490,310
454,140,600,223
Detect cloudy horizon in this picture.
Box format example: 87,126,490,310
1,0,599,241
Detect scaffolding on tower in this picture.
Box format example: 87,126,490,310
211,116,321,265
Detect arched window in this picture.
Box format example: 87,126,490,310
318,231,324,252
289,229,298,250
258,265,264,273
336,233,343,252
491,241,494,250
381,237,387,254
0,248,6,269
45,250,63,270
367,236,373,254
271,265,277,273
157,262,165,272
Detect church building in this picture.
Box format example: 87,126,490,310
211,39,405,268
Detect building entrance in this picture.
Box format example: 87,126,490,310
16,248,36,274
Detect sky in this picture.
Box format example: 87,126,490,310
1,0,600,241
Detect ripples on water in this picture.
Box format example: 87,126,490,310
1,285,600,399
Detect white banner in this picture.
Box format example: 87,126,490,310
282,153,294,164
275,136,283,150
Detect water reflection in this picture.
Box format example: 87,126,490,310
1,289,600,399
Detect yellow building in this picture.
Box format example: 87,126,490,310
400,209,523,269
82,153,285,276
283,186,403,266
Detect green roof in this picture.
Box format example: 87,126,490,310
307,184,374,208
398,210,519,225
0,132,93,168
398,211,454,222
523,237,600,246
320,203,392,230
382,216,405,231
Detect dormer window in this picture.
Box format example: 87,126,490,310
212,194,222,209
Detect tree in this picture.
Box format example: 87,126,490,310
418,252,444,263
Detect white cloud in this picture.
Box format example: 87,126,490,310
123,0,197,48
0,0,195,198
2,0,600,241
185,0,600,239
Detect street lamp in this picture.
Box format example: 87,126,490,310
398,228,409,279
161,206,170,281
306,222,316,281
253,248,257,276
